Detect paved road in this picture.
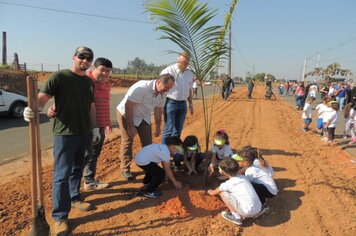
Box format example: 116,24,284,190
0,85,220,164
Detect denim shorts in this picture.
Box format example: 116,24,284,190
316,118,323,129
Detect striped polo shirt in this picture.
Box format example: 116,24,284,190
88,71,111,128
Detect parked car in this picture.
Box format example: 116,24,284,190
0,89,28,118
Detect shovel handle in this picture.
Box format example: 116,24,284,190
33,78,45,206
27,76,38,219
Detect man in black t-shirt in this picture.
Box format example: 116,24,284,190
24,46,99,235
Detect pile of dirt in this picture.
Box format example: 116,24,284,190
0,70,28,95
0,85,355,235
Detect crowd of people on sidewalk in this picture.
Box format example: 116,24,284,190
296,79,356,146
23,47,279,235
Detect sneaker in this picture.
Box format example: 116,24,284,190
221,211,243,225
253,205,269,218
122,172,134,181
71,201,93,212
143,190,162,198
84,180,109,190
172,165,180,172
321,137,328,142
53,219,69,236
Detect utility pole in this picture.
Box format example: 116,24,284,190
301,56,307,81
316,53,320,68
316,53,321,82
2,31,6,65
228,21,232,78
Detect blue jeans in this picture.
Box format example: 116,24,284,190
336,96,345,110
52,135,90,221
84,128,106,184
296,95,304,108
162,98,187,144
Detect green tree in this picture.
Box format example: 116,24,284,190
304,63,352,79
145,0,238,150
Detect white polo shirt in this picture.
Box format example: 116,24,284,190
117,80,167,126
161,64,194,101
135,144,170,166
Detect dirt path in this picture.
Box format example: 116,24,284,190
0,85,355,236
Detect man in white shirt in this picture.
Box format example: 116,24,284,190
116,74,175,180
161,52,194,144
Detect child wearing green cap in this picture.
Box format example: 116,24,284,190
209,129,233,176
182,135,205,175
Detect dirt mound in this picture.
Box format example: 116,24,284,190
0,85,355,235
0,70,28,95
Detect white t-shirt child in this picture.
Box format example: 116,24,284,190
324,110,339,128
253,159,274,177
245,166,278,196
302,103,312,119
212,144,233,160
219,176,262,218
135,144,170,166
316,103,328,119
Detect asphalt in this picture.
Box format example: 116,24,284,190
279,92,356,159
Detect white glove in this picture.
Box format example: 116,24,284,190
92,128,101,145
23,107,34,122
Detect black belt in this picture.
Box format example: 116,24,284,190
167,97,186,103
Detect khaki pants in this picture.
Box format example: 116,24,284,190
116,111,152,173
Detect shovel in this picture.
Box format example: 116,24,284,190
26,76,50,235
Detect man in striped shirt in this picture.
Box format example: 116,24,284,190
83,58,113,190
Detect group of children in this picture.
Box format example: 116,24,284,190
302,95,356,145
134,129,277,226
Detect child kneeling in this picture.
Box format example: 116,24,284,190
135,136,183,198
207,158,262,225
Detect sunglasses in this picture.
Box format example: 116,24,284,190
77,54,93,62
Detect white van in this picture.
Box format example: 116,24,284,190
0,89,28,118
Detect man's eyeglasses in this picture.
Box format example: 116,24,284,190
77,54,93,62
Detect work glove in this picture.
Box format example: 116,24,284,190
23,107,34,122
92,128,101,145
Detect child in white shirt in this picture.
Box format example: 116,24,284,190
302,96,316,132
324,101,339,145
207,158,262,225
135,136,183,198
238,146,278,212
209,129,233,175
315,97,331,136
343,102,356,139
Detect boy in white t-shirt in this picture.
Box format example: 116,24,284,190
302,96,316,132
207,158,262,225
135,136,183,198
315,97,331,136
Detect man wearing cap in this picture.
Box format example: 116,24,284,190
23,46,98,235
116,73,175,181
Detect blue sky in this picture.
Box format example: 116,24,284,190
0,0,355,80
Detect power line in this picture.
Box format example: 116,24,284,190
0,1,151,24
231,35,251,68
307,35,356,59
